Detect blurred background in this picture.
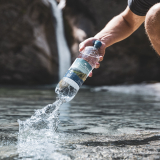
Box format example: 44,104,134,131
0,0,160,86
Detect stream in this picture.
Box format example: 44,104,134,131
0,84,160,159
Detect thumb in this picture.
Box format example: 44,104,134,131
79,43,85,51
79,37,98,51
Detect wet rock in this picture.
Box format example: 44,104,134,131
0,0,58,85
0,146,18,160
64,0,160,85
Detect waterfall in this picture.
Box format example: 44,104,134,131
49,0,71,80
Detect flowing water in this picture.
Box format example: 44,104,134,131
50,0,71,79
1,84,160,159
18,99,63,133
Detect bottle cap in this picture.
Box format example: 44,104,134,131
94,40,102,49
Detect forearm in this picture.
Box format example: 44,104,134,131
79,7,145,59
94,8,145,48
95,15,136,48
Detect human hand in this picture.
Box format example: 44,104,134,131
79,37,106,77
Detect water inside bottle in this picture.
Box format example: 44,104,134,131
55,52,99,103
55,79,78,102
79,48,100,68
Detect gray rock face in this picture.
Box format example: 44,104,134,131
0,0,58,85
1,0,160,86
64,0,160,85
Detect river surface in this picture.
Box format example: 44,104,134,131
1,84,160,159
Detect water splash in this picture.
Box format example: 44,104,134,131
17,127,72,160
18,99,64,133
17,98,69,159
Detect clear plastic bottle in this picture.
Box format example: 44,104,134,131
55,40,102,102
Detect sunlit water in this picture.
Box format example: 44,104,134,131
1,84,160,159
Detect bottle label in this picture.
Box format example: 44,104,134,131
64,58,92,87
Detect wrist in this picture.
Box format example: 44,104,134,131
94,33,115,48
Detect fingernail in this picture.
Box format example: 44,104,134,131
79,43,83,48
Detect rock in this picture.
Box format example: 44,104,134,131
64,0,160,85
63,0,96,61
0,0,58,85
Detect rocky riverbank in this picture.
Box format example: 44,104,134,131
0,0,58,85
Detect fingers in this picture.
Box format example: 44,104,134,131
79,38,106,79
79,38,106,58
79,37,97,51
88,71,93,77
94,56,103,69
95,62,100,69
99,47,106,57
88,62,100,78
99,56,103,62
79,43,85,51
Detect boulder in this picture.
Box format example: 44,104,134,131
0,0,58,85
64,0,160,85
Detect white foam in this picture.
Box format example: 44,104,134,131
92,83,160,98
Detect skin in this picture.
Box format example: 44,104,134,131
79,4,160,77
145,3,160,54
